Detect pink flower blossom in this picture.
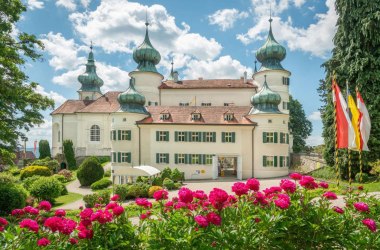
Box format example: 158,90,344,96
105,202,118,210
55,209,66,217
0,217,8,226
246,178,260,191
24,206,39,215
78,229,94,239
69,238,78,245
323,191,338,200
254,192,269,206
135,198,152,208
362,218,377,232
165,201,174,207
209,188,229,210
193,190,208,200
111,194,120,201
140,213,148,220
232,182,249,196
11,209,24,217
60,219,77,235
90,210,113,224
254,218,261,223
263,186,282,196
0,226,4,232
319,182,329,189
227,195,237,204
178,187,194,203
299,176,318,189
280,179,296,193
354,202,369,213
289,172,302,180
38,201,52,211
80,208,93,219
37,238,50,247
206,212,221,226
194,215,209,227
333,206,344,214
274,194,291,209
174,201,187,210
44,216,62,232
112,206,124,216
20,219,39,233
153,189,169,201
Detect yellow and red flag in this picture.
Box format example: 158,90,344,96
346,83,360,150
356,90,371,151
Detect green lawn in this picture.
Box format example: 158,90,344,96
54,192,83,208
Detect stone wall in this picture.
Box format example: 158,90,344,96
291,153,326,173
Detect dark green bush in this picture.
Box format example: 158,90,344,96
96,156,111,164
104,169,111,177
355,172,369,183
161,167,172,180
152,176,163,186
174,182,182,189
136,176,149,183
83,190,111,208
115,184,130,201
22,175,42,190
0,183,28,215
90,178,112,190
63,140,76,170
0,172,16,184
20,165,52,180
29,176,63,202
39,140,51,159
171,168,182,182
77,157,104,186
127,183,149,198
30,157,59,172
53,174,66,183
163,178,175,190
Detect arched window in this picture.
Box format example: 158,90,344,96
90,125,100,141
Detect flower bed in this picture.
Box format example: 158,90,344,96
0,174,378,249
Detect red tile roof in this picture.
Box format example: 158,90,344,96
51,100,94,115
138,106,255,125
159,79,258,89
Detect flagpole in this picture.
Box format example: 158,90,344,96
356,86,363,183
348,148,352,187
359,150,363,182
333,77,340,187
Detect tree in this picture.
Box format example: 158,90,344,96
63,140,76,170
319,0,380,169
0,1,54,157
38,140,51,159
289,95,312,153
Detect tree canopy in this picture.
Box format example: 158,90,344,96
289,95,313,153
0,1,54,153
319,0,380,167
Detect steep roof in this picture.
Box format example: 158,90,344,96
159,79,257,89
138,106,255,125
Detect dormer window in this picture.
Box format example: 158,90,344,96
160,113,170,120
201,102,211,106
191,112,201,121
179,102,189,106
224,113,234,121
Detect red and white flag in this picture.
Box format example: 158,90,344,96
34,140,37,154
356,90,371,151
332,80,355,148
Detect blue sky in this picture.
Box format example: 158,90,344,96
20,0,337,148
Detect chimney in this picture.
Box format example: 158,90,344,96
243,71,248,84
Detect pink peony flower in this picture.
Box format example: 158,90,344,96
209,188,229,210
80,208,93,219
319,182,329,189
232,182,249,196
44,216,63,232
55,209,66,217
0,226,4,232
254,218,261,223
254,192,269,206
112,206,124,216
174,201,187,210
246,178,260,191
263,186,282,196
333,206,344,214
323,191,338,200
78,229,94,239
227,195,237,204
362,218,377,232
90,210,113,224
289,172,302,180
105,202,118,210
135,198,152,208
0,217,8,226
153,189,169,201
38,201,52,211
20,219,39,233
11,209,24,217
193,190,208,200
274,194,291,209
69,238,78,245
178,187,194,203
59,219,77,235
194,215,209,227
165,201,174,207
110,194,120,201
206,212,221,226
280,179,296,193
299,176,318,189
354,202,369,213
37,237,50,247
24,206,39,215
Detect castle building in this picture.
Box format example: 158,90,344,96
51,17,292,182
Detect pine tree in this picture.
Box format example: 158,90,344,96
319,0,380,169
38,140,51,159
289,96,312,153
63,140,76,170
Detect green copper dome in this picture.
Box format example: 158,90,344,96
78,48,104,93
132,22,161,73
255,18,286,71
118,78,149,115
250,76,281,114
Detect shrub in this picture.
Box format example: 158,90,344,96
77,157,104,186
22,175,43,190
38,140,51,159
63,140,76,170
91,178,112,190
20,165,52,180
152,176,163,186
53,174,66,183
7,167,21,176
104,169,111,177
0,183,27,215
127,183,149,198
83,190,111,208
171,168,182,182
57,169,73,182
163,178,175,190
29,176,63,202
136,176,149,183
174,182,182,189
355,172,369,183
369,160,380,178
115,184,130,201
161,167,172,180
30,157,59,172
0,172,16,184
148,186,163,198
96,156,111,164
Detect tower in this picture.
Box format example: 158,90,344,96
77,45,104,100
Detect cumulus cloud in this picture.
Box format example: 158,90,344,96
34,85,67,108
26,118,53,147
308,111,321,121
208,8,249,31
56,0,76,11
27,0,44,10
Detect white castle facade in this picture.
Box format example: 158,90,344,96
51,18,293,182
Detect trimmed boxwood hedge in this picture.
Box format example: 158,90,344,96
20,165,52,180
90,178,112,190
0,183,28,215
77,157,104,186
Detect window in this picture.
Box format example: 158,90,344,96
205,132,214,142
112,152,117,163
191,132,200,142
119,176,124,184
224,114,234,121
222,132,235,143
282,77,290,85
90,125,100,141
121,130,131,140
177,131,185,142
263,156,277,167
179,102,189,106
156,153,169,164
191,113,201,121
283,102,289,110
224,103,234,106
111,130,116,141
121,152,131,163
160,113,170,120
280,156,289,167
113,152,131,163
156,131,169,141
154,102,158,106
263,132,278,143
280,132,286,143
191,154,199,164
178,154,185,164
201,102,211,106
205,155,213,165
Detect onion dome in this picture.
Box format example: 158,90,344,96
250,75,281,114
255,17,286,72
118,78,149,115
78,45,104,93
132,22,161,73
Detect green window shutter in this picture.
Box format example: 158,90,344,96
280,132,284,143
156,153,159,164
127,153,131,163
287,156,290,167
113,131,116,140
185,154,189,164
156,131,159,141
166,153,169,164
286,133,289,144
202,154,206,164
263,156,267,167
118,130,121,140
110,131,112,140
280,156,283,167
274,156,278,167
232,132,236,143
222,132,225,143
175,154,178,164
202,132,206,142
118,152,121,163
197,132,201,142
213,132,216,142
166,131,169,141
127,130,131,140
274,132,278,143
112,152,116,162
263,132,267,143
175,132,178,142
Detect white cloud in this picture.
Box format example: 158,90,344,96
308,111,321,121
208,8,248,31
306,135,324,146
28,0,44,10
26,118,53,148
35,85,67,108
293,0,306,8
56,0,76,11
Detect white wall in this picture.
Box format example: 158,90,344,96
129,71,163,105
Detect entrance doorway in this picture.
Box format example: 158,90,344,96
218,157,237,177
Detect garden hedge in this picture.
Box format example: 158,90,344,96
20,165,52,180
77,157,104,186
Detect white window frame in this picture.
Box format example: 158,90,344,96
266,132,274,143
178,154,185,164
121,130,129,140
205,155,213,165
225,132,233,143
121,152,129,163
191,154,199,164
159,153,167,164
281,156,287,167
90,125,100,142
159,131,167,141
280,133,286,144
266,156,274,167
160,113,170,120
205,132,213,142
224,114,234,121
191,132,199,142
192,113,201,121
178,132,185,142
201,102,211,106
